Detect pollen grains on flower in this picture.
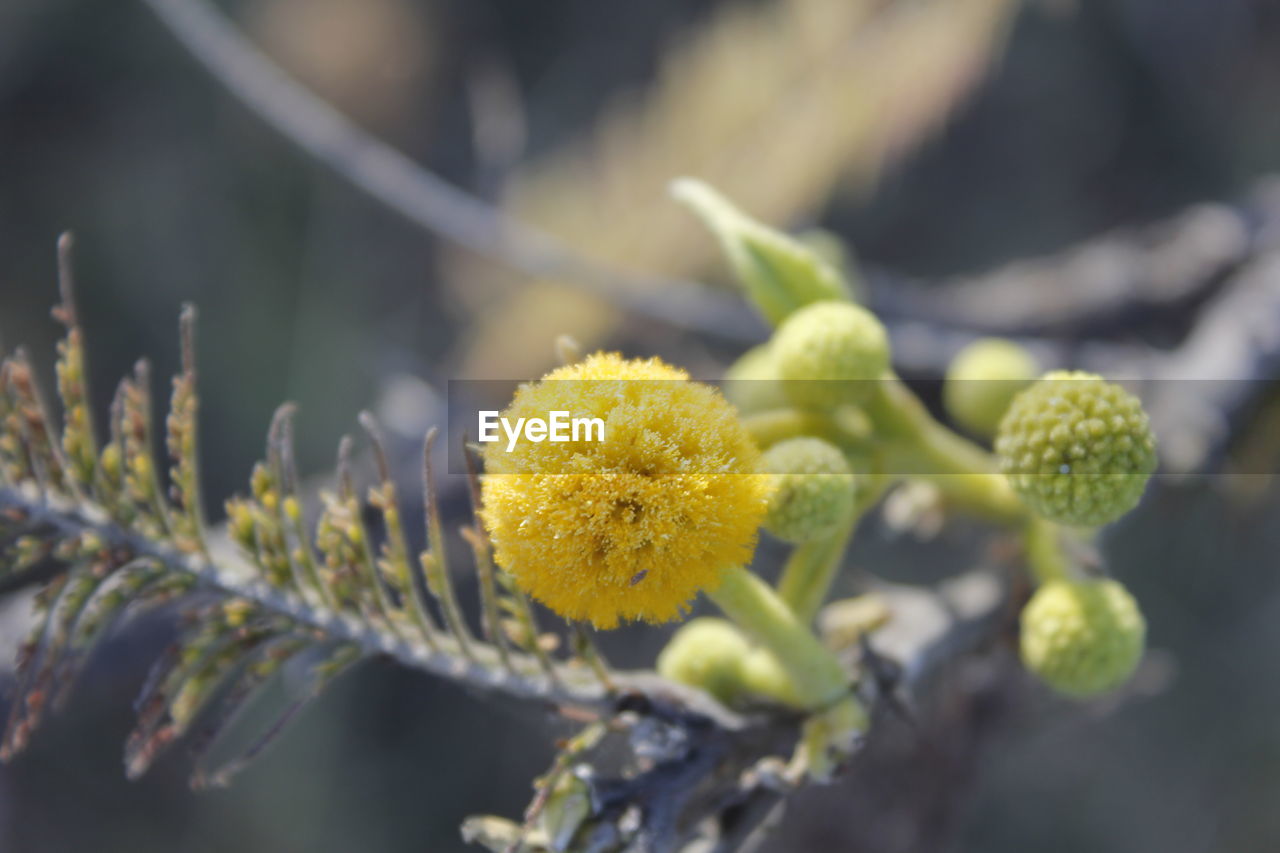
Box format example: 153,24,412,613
479,352,769,629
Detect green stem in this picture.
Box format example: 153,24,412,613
866,378,1026,524
1023,517,1068,585
776,514,857,625
1022,517,1101,586
741,408,849,450
707,565,852,710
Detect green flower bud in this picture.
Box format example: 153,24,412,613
657,617,751,704
1020,578,1145,697
996,371,1157,527
943,338,1039,437
724,344,789,414
761,437,856,543
772,301,890,408
738,647,803,707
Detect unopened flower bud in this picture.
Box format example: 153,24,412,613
761,437,857,543
1020,578,1145,697
771,301,889,410
996,371,1156,527
657,617,752,704
944,338,1038,437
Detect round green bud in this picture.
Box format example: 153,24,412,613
772,300,890,408
943,338,1039,437
996,371,1157,527
724,344,789,414
657,617,751,704
760,437,856,543
1020,578,1145,697
739,647,802,707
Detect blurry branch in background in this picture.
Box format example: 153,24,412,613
463,52,528,203
880,179,1280,476
872,179,1280,336
141,0,1022,372
139,0,1279,408
879,177,1280,374
139,0,761,342
461,0,1022,373
507,0,1019,276
143,0,1277,475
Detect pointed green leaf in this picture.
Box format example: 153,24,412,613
672,178,852,326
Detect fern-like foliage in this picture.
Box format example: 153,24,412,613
0,235,616,791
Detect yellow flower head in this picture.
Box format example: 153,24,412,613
480,352,769,629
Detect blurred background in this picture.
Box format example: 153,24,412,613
1,0,1279,850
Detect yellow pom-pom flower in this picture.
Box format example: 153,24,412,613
480,353,769,629
1020,578,1146,697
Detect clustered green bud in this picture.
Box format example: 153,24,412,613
996,371,1157,527
1020,578,1145,697
761,437,857,543
943,338,1039,437
657,617,752,704
772,300,890,408
723,344,789,414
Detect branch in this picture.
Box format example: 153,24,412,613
1140,247,1280,474
0,482,607,711
141,0,1280,387
869,179,1280,336
701,568,1014,853
875,180,1280,476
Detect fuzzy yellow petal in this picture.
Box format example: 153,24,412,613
480,353,768,629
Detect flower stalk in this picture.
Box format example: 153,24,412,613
1023,517,1070,585
707,565,855,711
866,376,1026,524
741,408,851,450
775,514,858,625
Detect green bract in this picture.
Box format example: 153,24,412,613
996,371,1157,526
1020,578,1146,697
761,437,857,543
943,338,1038,437
671,178,850,326
773,300,890,408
